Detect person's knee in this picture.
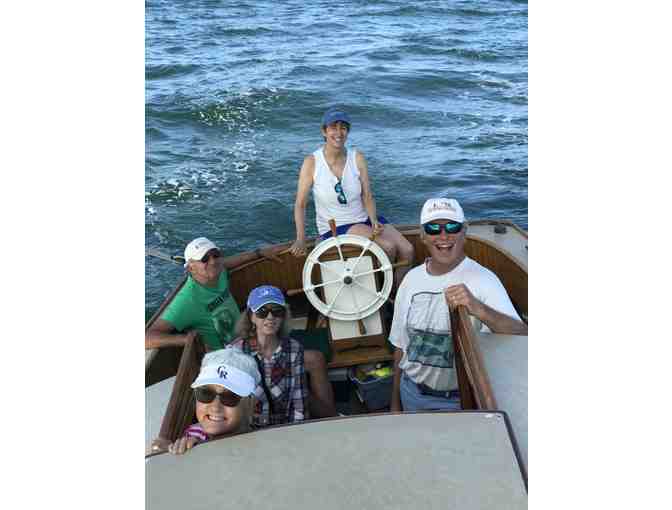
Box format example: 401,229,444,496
398,239,415,263
304,349,326,372
346,224,371,238
376,238,397,260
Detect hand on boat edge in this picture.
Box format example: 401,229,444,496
150,437,171,453
289,239,307,257
258,245,284,263
444,284,481,315
167,435,200,455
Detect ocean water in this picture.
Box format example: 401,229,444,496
145,0,528,314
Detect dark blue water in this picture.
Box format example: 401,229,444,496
146,0,528,313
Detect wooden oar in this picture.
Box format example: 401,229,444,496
146,245,283,269
145,247,185,266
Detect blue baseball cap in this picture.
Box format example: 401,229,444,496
321,108,351,127
247,285,286,312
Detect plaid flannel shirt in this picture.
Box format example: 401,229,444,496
231,336,308,428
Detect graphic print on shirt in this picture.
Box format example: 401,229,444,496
207,288,238,345
405,291,454,369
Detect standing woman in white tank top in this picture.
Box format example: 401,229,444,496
290,108,415,286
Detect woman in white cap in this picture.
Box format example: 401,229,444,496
230,285,309,428
153,348,261,455
290,107,414,286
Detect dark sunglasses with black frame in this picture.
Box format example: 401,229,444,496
423,221,464,236
193,387,242,407
253,304,287,319
201,249,222,264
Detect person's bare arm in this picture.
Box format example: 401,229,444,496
474,302,528,335
444,284,528,335
390,348,403,412
145,319,196,350
356,151,383,235
304,350,337,418
290,155,315,257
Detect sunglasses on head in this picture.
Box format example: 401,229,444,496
194,387,241,407
201,249,221,264
423,222,464,235
254,304,287,319
334,180,347,205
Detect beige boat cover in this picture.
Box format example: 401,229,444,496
478,333,528,471
145,375,175,453
146,412,526,510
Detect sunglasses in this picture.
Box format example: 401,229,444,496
201,249,221,264
334,181,347,205
423,222,464,235
254,305,287,319
194,387,241,407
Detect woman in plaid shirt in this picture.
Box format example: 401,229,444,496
231,285,309,428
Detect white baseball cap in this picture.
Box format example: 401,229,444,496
184,237,218,267
191,348,261,397
420,198,465,225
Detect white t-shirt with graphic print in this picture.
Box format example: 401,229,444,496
389,257,521,392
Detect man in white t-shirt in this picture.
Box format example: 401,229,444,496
389,198,527,412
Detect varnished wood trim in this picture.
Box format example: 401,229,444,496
157,334,205,442
455,351,477,410
327,346,394,369
451,306,497,410
146,222,528,384
393,219,527,240
465,235,527,275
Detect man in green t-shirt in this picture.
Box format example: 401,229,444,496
146,237,279,350
146,236,337,418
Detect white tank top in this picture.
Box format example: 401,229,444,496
312,147,368,236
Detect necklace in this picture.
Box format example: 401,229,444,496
323,147,347,180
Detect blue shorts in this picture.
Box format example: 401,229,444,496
400,372,461,412
319,215,389,241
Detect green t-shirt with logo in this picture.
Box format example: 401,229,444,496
160,270,241,349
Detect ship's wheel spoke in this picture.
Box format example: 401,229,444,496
348,239,375,275
310,258,343,279
352,266,388,279
324,283,346,315
352,279,382,303
307,277,344,292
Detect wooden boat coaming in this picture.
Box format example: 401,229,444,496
226,224,527,321
146,220,528,480
153,304,495,446
146,220,528,387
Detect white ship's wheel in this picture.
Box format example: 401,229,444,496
302,234,393,322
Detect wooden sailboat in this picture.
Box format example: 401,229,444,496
145,220,528,508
